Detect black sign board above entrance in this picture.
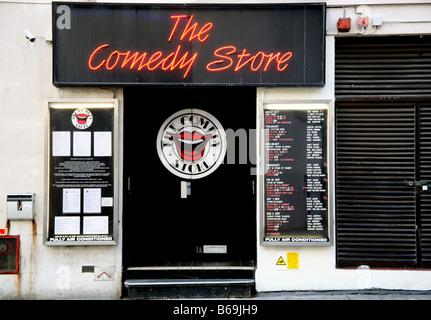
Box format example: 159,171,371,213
52,3,325,86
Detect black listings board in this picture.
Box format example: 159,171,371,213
263,105,330,245
46,100,118,245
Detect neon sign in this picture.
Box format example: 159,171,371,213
53,4,325,86
88,15,293,79
168,15,213,43
88,44,198,78
206,46,293,73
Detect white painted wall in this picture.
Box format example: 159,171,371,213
256,7,431,291
327,4,431,36
0,2,123,299
256,36,337,292
1,0,431,298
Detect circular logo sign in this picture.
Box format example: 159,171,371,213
157,109,227,179
71,108,93,129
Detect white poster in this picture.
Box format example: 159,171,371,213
84,188,101,213
52,131,70,156
73,131,91,156
62,188,81,213
101,197,113,207
55,216,80,235
83,216,109,234
94,132,112,157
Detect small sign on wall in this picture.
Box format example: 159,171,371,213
275,252,299,270
94,267,115,281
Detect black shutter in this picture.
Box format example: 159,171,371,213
419,104,431,267
335,36,431,100
335,36,431,268
336,103,417,268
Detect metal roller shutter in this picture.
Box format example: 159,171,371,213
419,103,431,267
335,36,431,100
336,103,417,268
335,36,431,268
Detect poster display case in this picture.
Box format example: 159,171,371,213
260,102,332,246
44,99,119,245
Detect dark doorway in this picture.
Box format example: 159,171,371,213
122,87,256,271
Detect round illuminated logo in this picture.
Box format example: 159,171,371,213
157,109,226,179
71,108,93,129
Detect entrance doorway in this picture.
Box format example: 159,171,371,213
122,87,256,284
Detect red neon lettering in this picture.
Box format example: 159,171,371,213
88,16,293,79
251,51,266,71
161,45,196,76
175,50,198,78
207,46,293,73
196,22,213,42
263,52,293,71
235,49,253,71
121,51,148,70
276,52,293,71
88,44,109,70
106,50,121,70
88,44,197,78
147,51,163,70
161,45,181,71
168,15,188,42
180,15,198,41
168,15,213,42
263,53,279,71
206,46,235,72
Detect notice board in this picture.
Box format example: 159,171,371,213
52,3,325,86
261,103,331,245
45,100,118,245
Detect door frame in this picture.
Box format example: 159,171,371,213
122,86,257,269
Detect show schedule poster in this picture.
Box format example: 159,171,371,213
45,100,118,245
262,104,330,245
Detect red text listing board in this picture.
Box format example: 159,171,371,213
262,104,330,245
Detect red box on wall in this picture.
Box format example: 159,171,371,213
0,236,19,274
337,17,351,32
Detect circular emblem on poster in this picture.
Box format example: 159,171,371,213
71,108,93,129
157,109,227,179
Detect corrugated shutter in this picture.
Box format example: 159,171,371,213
335,36,431,100
336,103,417,268
419,104,431,267
335,36,431,268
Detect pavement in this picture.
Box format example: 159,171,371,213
73,289,431,300
252,289,431,300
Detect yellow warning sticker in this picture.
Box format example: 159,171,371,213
276,256,286,265
275,252,299,270
286,252,299,269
